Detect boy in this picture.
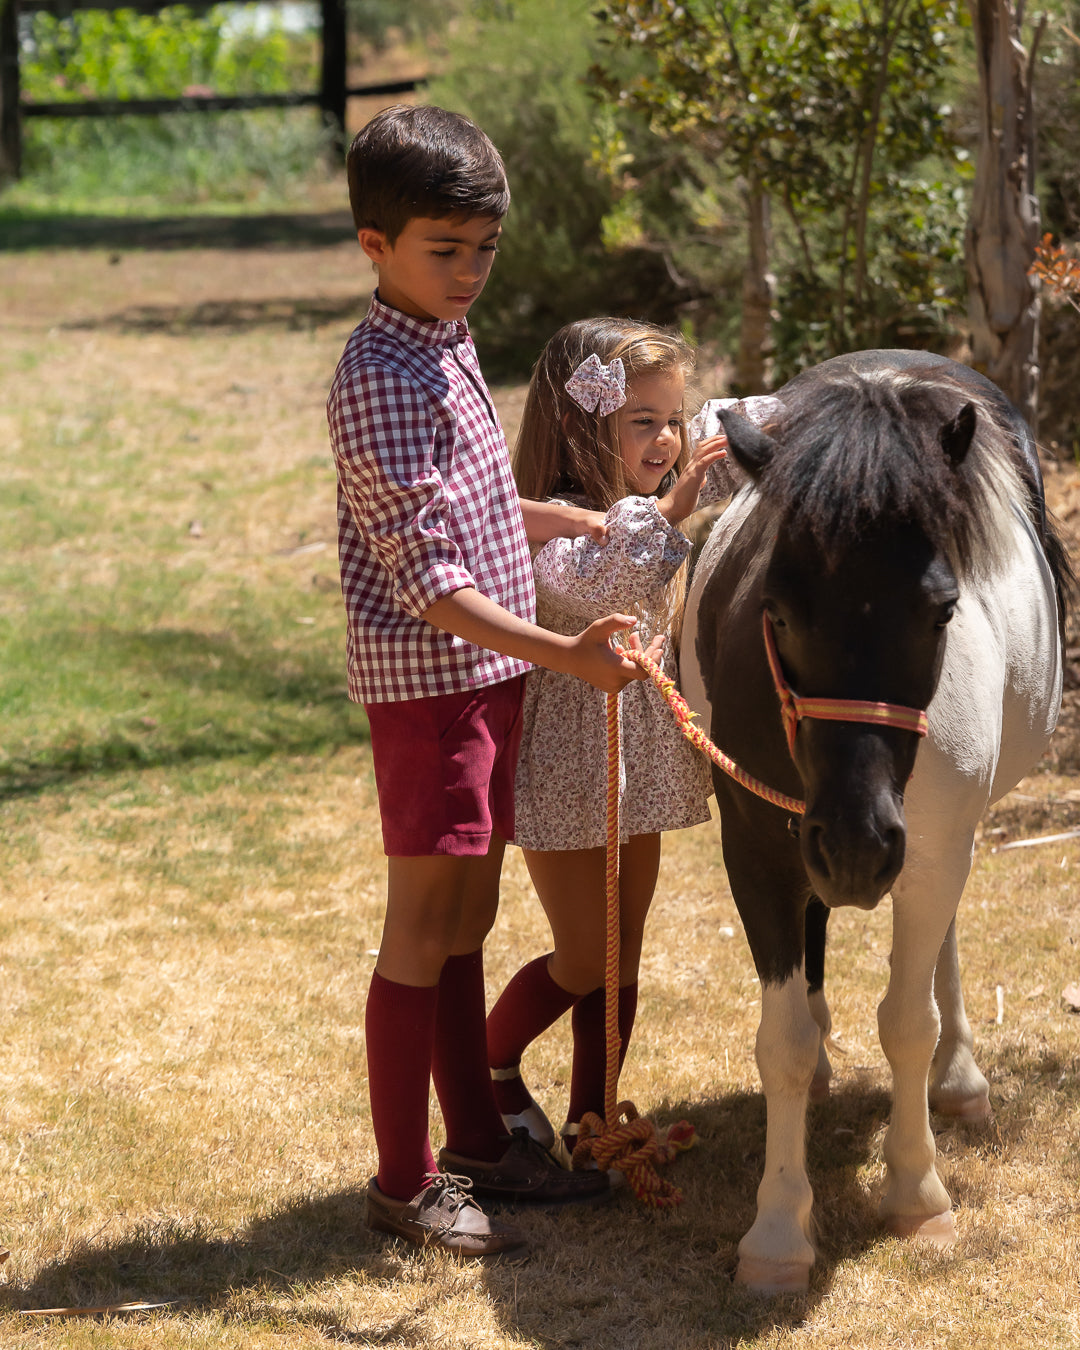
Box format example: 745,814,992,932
328,105,653,1259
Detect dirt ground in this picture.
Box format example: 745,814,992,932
6,236,1080,1347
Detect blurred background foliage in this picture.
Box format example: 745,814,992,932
6,0,1080,406
17,3,331,206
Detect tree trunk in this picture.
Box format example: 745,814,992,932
964,0,1042,427
735,180,774,395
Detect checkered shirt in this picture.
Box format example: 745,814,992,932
328,294,535,704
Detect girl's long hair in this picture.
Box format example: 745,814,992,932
515,317,698,640
514,317,696,509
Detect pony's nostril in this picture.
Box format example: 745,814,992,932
801,821,832,880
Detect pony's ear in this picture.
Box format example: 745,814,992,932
718,408,778,479
940,402,977,467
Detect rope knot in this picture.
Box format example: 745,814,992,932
572,1104,697,1209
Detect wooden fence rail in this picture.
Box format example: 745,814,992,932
20,78,423,121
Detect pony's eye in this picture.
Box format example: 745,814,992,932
763,604,786,630
934,600,957,630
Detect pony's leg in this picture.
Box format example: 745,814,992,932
736,972,819,1293
928,918,992,1122
805,897,832,1102
877,878,963,1245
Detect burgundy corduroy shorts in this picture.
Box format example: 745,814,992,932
364,675,525,857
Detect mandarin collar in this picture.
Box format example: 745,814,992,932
367,291,469,348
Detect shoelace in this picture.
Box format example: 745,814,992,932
419,1170,481,1218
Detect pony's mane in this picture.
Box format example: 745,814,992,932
762,366,1030,580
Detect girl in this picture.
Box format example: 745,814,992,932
486,316,737,1161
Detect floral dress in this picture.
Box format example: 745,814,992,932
513,468,734,852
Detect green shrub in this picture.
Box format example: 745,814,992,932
425,0,684,376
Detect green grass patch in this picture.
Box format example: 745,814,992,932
0,308,366,796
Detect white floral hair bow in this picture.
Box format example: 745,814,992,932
564,354,627,416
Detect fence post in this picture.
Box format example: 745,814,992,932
0,0,21,183
320,0,346,164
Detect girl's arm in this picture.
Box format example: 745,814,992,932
688,395,788,507
655,434,729,525
519,497,608,546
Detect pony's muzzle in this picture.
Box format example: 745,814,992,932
799,807,905,910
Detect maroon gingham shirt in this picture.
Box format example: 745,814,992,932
328,294,535,703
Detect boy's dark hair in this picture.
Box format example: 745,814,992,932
347,105,510,241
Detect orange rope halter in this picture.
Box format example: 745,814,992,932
760,613,928,757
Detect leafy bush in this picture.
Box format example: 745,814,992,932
591,0,972,380
425,0,685,375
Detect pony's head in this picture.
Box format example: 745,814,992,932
720,366,1027,908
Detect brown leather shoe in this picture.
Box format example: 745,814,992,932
438,1127,611,1204
366,1173,528,1260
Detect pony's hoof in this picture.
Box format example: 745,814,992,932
929,1089,992,1123
886,1208,957,1248
735,1255,812,1295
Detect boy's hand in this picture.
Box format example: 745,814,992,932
570,507,609,545
566,614,662,694
421,588,658,694
656,433,728,526
519,497,609,546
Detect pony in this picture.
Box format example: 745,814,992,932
680,350,1069,1294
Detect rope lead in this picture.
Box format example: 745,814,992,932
567,680,696,1207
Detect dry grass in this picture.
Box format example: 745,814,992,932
2,246,1079,1347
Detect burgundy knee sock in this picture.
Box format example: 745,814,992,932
431,950,507,1162
486,954,577,1115
565,981,639,1129
365,970,439,1201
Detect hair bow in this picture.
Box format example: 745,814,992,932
564,354,627,416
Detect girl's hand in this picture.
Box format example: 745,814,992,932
656,433,728,526
623,626,667,669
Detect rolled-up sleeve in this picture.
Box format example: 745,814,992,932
331,365,475,618
532,496,691,624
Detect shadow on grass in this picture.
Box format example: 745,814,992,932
0,1085,901,1345
0,624,368,801
0,208,356,251
61,293,366,335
